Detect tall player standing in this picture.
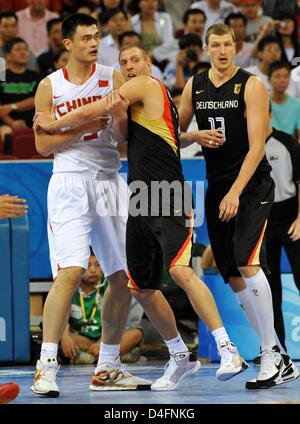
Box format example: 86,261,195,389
179,23,299,389
31,14,151,397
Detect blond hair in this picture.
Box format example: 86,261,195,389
205,23,236,45
118,44,149,62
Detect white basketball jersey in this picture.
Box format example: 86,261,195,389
47,62,121,177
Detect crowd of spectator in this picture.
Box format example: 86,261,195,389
1,0,300,152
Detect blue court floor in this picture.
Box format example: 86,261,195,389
1,361,299,405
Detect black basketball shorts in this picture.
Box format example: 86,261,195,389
205,175,275,283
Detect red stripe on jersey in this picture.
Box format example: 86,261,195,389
156,79,177,148
62,62,96,82
170,211,193,267
99,80,109,87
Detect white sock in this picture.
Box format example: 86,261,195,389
97,343,120,365
243,269,276,349
235,287,286,354
211,327,230,347
164,334,188,355
40,342,58,361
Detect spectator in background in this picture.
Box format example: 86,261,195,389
115,30,162,79
16,0,59,56
61,251,144,364
274,15,299,65
245,35,296,95
162,33,205,89
0,11,39,72
131,0,174,53
0,37,40,141
265,104,300,353
153,8,208,70
92,0,129,21
239,0,272,43
268,61,300,142
37,18,63,78
190,0,238,39
42,47,68,75
174,8,206,40
97,8,131,66
225,12,257,68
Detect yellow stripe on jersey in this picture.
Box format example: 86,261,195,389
131,109,178,153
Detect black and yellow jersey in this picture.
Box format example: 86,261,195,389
127,78,184,187
192,67,271,184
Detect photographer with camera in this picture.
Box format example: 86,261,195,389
163,33,205,89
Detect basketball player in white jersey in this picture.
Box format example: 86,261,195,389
31,14,151,397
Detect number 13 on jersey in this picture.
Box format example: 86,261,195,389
208,117,226,138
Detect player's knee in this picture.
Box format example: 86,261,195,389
130,288,155,304
55,266,85,291
107,270,129,289
169,266,194,286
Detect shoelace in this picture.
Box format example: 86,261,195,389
219,343,236,366
162,355,177,378
42,364,59,382
260,350,276,374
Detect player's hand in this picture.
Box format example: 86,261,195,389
288,217,300,241
87,342,100,357
0,194,28,219
33,112,55,133
190,128,225,148
105,90,129,119
61,332,78,359
81,116,110,133
219,190,239,222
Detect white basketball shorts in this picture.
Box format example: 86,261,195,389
47,172,128,279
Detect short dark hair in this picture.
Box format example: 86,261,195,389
268,60,291,78
100,8,128,26
257,35,282,52
0,11,18,23
3,36,27,54
225,12,247,27
182,8,206,25
179,33,202,50
118,30,142,46
46,18,62,34
62,13,98,40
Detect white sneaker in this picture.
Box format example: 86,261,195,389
257,345,284,384
31,357,60,397
151,352,201,391
89,357,152,391
216,340,248,381
246,352,299,389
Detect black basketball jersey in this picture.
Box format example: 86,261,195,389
192,67,271,184
127,78,184,186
